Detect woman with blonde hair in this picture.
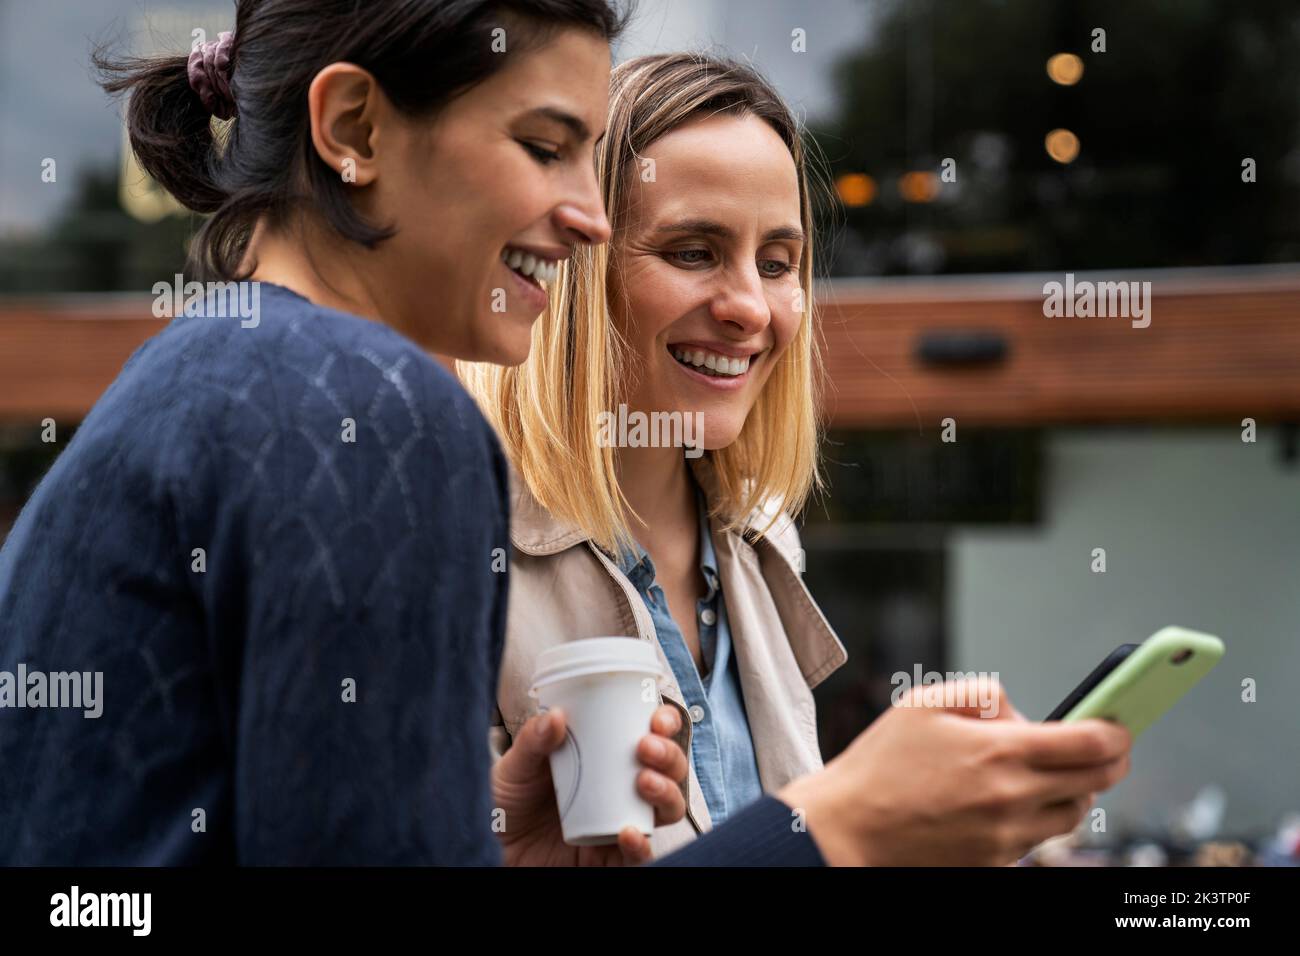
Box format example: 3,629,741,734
462,51,848,854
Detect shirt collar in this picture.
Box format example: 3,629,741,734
697,487,721,597
615,537,655,591
615,481,720,599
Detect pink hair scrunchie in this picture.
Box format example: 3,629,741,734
187,31,236,120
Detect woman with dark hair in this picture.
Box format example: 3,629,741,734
0,0,696,866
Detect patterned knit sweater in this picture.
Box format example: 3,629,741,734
0,283,509,864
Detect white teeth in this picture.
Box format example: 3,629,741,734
502,247,561,286
670,347,752,377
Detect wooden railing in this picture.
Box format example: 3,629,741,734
2,267,1298,425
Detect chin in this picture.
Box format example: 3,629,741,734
477,332,533,367
705,412,746,442
693,423,744,452
704,435,743,453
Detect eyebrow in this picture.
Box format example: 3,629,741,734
522,106,603,145
651,218,805,244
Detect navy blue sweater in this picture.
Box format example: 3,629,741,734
0,283,821,867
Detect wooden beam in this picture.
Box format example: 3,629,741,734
2,268,1298,426
818,269,1300,427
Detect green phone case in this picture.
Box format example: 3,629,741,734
1063,626,1225,739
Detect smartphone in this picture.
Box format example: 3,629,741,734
1043,643,1138,721
1042,626,1225,739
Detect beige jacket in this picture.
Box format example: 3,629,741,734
491,455,847,857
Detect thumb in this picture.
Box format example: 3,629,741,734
497,709,566,787
909,678,1017,720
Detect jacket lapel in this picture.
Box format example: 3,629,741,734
711,519,842,791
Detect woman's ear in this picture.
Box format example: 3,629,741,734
306,63,383,187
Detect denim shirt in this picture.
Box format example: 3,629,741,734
616,487,764,825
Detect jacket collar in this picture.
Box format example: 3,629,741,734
507,463,587,556
509,454,752,557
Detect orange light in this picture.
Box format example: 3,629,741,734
1046,53,1084,86
835,172,877,207
1044,128,1080,164
898,171,940,203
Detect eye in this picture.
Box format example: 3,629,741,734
519,140,561,165
759,259,796,278
666,248,712,266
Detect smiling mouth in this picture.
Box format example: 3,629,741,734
501,247,560,291
670,345,754,378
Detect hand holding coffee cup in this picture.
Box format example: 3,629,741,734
530,638,677,846
493,638,688,866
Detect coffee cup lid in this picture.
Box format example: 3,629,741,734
529,637,664,696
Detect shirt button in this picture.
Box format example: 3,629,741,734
700,608,717,626
688,705,706,724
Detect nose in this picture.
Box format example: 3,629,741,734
553,167,612,247
709,265,771,335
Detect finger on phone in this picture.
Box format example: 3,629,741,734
1016,719,1131,769
1025,794,1091,847
1032,758,1128,803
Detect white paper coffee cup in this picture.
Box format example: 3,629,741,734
529,637,665,846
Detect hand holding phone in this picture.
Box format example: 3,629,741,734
1044,626,1224,739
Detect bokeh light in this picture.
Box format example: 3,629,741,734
1044,128,1081,164
835,172,877,207
1046,52,1085,86
898,171,940,202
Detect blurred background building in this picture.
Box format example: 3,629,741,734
2,0,1298,864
